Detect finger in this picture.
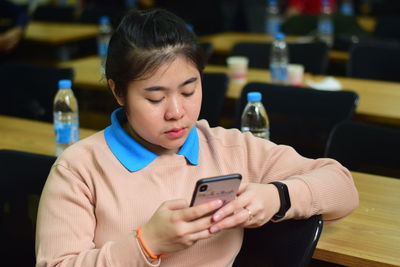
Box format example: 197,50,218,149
212,195,250,222
188,228,213,242
209,209,249,233
163,199,189,211
182,199,224,222
237,182,248,195
185,214,215,234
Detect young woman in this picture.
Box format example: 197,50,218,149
35,8,358,267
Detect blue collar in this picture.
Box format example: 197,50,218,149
104,108,199,172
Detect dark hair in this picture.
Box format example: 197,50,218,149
105,9,205,100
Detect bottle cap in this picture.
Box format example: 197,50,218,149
247,92,262,102
275,32,285,41
58,79,71,88
186,24,194,31
99,16,110,24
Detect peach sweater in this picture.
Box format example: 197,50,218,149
36,120,358,267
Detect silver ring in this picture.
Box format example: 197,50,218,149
244,207,253,222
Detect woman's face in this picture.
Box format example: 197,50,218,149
115,56,202,154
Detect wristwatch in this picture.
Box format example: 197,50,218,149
269,181,291,220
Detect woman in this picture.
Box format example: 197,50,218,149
35,8,358,267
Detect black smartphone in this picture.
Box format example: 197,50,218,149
190,173,242,207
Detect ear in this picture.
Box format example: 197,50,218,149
108,79,124,106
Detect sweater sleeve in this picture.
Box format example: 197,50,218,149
242,134,359,222
35,163,158,267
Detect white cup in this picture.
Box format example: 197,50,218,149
288,64,304,86
226,56,249,84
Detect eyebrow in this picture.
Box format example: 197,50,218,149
144,77,198,92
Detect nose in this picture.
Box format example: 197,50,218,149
165,96,184,120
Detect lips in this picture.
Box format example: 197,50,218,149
165,127,186,138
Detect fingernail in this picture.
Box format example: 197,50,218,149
213,199,223,207
210,225,219,233
213,213,221,221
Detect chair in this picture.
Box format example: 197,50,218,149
280,15,318,36
347,42,400,82
231,42,329,74
374,16,400,41
31,5,76,22
235,83,359,158
234,215,323,267
0,62,74,122
199,72,228,127
325,121,400,179
0,149,56,267
199,42,213,64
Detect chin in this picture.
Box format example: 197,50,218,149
162,141,185,151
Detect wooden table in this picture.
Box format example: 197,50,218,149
22,21,99,62
199,32,349,62
25,21,98,45
0,115,398,266
59,56,400,126
0,115,96,156
314,171,400,267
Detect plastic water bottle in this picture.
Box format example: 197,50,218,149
340,0,354,16
97,16,112,74
265,0,281,36
53,80,79,156
270,32,289,84
318,0,334,47
241,92,270,140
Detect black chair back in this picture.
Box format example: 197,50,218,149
374,16,400,40
0,62,74,122
231,42,329,74
32,5,76,22
0,149,56,267
200,72,228,127
325,121,400,178
234,215,323,267
235,83,359,158
347,42,400,82
200,42,213,64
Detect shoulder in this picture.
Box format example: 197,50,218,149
196,119,274,148
196,120,245,147
55,130,111,170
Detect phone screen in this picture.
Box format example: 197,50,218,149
190,174,242,207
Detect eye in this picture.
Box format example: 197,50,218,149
182,91,195,97
147,98,164,103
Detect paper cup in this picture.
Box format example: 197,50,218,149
288,64,304,86
226,56,249,84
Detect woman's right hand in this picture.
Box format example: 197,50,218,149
140,199,224,255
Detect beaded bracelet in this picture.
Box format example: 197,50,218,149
135,226,166,259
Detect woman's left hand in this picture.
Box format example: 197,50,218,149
209,182,281,233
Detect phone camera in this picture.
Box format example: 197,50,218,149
199,185,208,192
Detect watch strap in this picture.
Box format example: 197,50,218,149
269,181,291,220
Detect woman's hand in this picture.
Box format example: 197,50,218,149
141,198,224,255
209,183,281,233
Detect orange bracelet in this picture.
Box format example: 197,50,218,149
135,226,166,259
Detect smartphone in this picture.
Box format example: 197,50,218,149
190,173,242,207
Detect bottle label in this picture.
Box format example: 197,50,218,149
270,65,288,82
98,42,108,57
341,3,354,16
266,19,280,35
54,121,79,144
318,19,333,34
